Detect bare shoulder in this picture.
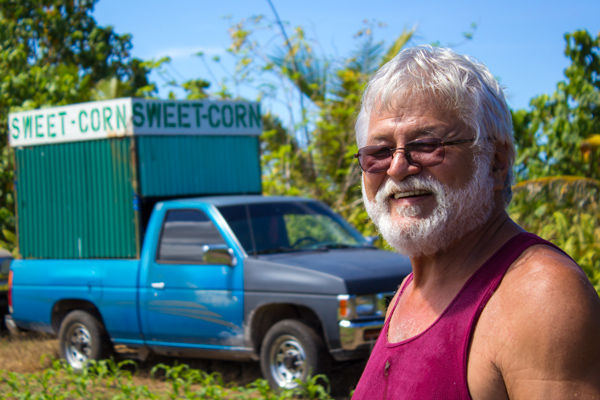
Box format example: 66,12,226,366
501,243,600,322
503,243,598,303
482,243,600,397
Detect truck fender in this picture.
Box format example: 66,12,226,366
246,302,327,354
51,299,106,336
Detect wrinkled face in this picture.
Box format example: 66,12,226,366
361,99,495,256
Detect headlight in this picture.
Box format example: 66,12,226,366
338,292,394,320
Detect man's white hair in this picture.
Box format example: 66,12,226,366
355,45,515,205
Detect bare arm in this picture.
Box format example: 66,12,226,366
495,246,600,398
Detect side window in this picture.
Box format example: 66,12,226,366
157,209,226,264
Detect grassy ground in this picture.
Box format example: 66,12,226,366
0,332,364,399
0,332,59,373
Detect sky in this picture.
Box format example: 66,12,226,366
93,0,600,113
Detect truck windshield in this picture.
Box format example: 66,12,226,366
217,201,370,255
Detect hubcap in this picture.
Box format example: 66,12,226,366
269,334,306,389
63,322,92,369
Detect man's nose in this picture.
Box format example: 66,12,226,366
387,149,421,180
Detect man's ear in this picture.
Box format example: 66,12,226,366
492,143,509,191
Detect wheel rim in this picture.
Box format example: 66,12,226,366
63,322,92,369
268,334,307,389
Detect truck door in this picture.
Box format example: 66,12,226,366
139,206,245,349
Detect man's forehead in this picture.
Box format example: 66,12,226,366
367,105,458,133
370,92,456,119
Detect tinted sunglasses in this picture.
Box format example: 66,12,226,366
355,138,475,173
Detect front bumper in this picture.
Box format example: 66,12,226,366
338,318,384,351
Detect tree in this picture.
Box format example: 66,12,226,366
0,0,155,252
309,29,416,236
212,16,418,239
510,30,600,291
513,30,600,181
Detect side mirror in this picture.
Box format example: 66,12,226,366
202,244,237,267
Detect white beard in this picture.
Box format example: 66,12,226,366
362,156,495,257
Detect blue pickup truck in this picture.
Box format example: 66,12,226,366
7,195,411,388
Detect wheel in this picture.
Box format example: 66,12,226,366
260,319,331,390
58,310,111,370
291,236,319,248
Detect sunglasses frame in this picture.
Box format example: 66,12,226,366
355,138,475,173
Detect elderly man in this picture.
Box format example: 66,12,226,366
352,46,600,399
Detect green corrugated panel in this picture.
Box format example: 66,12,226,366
137,135,262,197
15,139,138,259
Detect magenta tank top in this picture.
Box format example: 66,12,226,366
352,233,560,399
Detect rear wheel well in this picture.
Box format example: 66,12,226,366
51,300,105,334
249,303,325,354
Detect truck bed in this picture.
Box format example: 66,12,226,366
10,259,140,339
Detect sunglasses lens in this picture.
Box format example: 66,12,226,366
359,146,392,172
405,140,445,166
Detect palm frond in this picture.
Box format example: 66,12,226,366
348,38,385,75
514,175,600,208
580,134,600,152
269,45,328,103
380,26,417,66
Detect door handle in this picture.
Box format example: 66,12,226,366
151,282,165,290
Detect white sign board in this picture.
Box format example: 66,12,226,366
8,98,262,147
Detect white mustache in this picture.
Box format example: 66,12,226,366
376,176,442,203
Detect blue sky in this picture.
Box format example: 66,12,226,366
94,0,599,112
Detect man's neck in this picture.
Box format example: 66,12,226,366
408,209,522,291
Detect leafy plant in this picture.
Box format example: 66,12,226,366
293,374,332,399
0,354,340,399
0,0,156,252
511,30,600,293
509,177,600,292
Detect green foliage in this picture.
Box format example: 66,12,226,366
0,356,337,399
215,16,475,242
181,79,211,100
218,16,418,240
508,177,600,291
294,374,331,399
513,30,600,181
510,30,600,293
0,0,155,119
0,146,15,255
0,0,155,252
245,375,332,400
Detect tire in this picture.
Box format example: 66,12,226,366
58,310,111,370
260,319,331,390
